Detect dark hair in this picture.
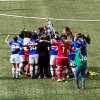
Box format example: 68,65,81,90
13,36,18,41
46,35,50,41
64,26,74,39
55,35,61,40
38,27,45,33
60,34,67,39
65,26,71,32
24,31,32,38
31,32,38,39
76,33,91,44
83,34,91,44
76,33,83,39
20,30,25,38
19,34,24,39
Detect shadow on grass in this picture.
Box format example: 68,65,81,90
89,66,100,72
0,67,100,80
0,8,32,12
0,96,31,100
87,86,100,90
0,76,25,80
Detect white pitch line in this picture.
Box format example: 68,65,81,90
0,13,100,22
0,0,26,1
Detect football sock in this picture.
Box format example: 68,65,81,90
12,67,15,78
16,67,20,79
30,66,33,78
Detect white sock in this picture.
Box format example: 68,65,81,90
19,63,23,75
50,66,53,76
35,65,38,75
12,67,15,78
16,67,20,78
30,66,33,77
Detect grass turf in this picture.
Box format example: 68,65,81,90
0,0,100,100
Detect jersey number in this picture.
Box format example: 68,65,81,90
62,47,65,53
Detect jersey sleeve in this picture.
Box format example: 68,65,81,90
7,39,13,47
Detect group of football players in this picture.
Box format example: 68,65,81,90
5,21,91,89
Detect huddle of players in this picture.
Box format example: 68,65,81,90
5,22,90,89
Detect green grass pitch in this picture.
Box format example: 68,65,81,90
0,0,100,100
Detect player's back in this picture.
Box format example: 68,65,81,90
29,40,38,55
50,39,58,55
10,41,20,54
57,41,67,57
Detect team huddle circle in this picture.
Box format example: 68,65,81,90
5,22,90,89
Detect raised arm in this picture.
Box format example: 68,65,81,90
5,34,10,44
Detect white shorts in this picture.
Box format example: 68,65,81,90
50,55,57,65
70,60,75,66
10,54,20,64
29,54,39,64
71,67,76,77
